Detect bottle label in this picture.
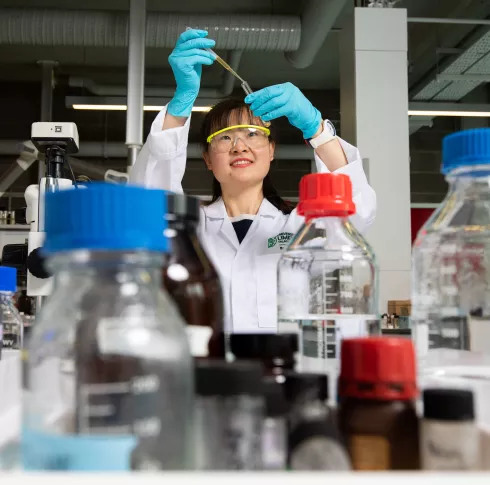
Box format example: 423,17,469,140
186,325,212,358
3,332,19,349
421,420,480,470
349,435,390,470
22,428,137,470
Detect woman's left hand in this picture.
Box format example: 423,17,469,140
245,82,322,139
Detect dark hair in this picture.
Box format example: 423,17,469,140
200,98,293,215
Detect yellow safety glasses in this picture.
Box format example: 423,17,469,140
206,125,271,154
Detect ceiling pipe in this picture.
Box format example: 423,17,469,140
285,0,349,69
408,17,490,26
69,50,244,99
0,140,313,161
126,0,146,167
0,9,300,50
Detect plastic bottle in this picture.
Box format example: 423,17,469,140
421,388,479,470
0,266,23,352
22,184,193,471
277,173,378,392
162,193,225,359
412,128,490,358
338,337,419,470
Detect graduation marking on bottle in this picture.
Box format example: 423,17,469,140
78,375,162,436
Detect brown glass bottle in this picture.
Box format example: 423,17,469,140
338,337,420,471
162,193,225,359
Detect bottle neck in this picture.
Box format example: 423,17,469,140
303,215,352,239
48,250,164,289
447,164,490,194
305,212,350,224
306,214,348,224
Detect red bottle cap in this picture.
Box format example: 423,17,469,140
339,337,418,401
297,173,355,219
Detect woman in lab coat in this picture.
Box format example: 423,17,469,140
130,29,376,334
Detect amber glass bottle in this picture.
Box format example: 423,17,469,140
162,193,225,359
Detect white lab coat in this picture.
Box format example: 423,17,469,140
130,107,376,334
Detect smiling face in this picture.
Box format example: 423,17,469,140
202,106,275,192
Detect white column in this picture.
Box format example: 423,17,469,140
340,7,411,315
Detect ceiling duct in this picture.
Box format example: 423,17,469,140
0,8,300,51
286,0,349,69
413,28,490,102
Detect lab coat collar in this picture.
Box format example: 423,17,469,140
202,197,280,250
201,197,280,219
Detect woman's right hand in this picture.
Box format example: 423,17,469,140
167,29,216,118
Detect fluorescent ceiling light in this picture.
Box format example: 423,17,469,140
408,110,490,117
72,104,127,110
144,105,212,112
72,104,212,112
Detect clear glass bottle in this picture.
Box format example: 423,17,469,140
22,184,193,471
0,266,23,351
412,128,490,359
277,173,378,396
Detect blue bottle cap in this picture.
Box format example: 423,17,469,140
43,183,168,254
0,266,17,292
442,128,490,174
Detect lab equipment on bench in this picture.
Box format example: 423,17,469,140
22,184,193,471
24,122,77,301
277,173,379,401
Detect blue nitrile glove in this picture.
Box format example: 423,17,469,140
167,29,216,117
245,82,322,139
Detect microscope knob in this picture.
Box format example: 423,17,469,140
27,247,50,279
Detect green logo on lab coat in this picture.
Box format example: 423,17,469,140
268,232,293,249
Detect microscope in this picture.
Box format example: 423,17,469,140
24,122,79,300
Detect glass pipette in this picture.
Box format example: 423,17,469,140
184,27,252,96
204,48,253,96
184,28,270,125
